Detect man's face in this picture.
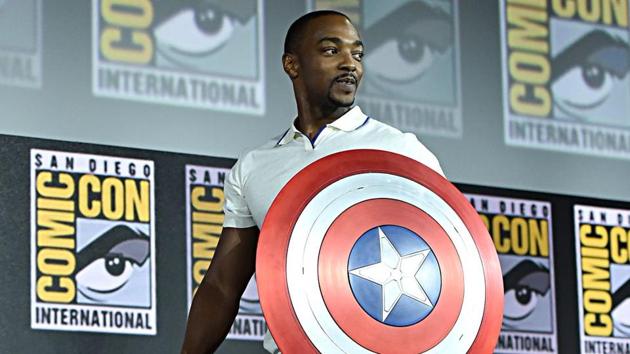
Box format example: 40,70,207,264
296,15,364,108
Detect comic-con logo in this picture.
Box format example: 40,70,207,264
30,149,156,335
500,0,630,158
0,0,42,88
575,205,630,352
310,0,462,138
93,0,265,115
468,194,557,354
185,165,266,341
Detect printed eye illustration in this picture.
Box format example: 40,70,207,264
155,3,235,56
503,260,550,321
612,278,630,336
551,30,630,119
76,225,149,301
363,1,453,84
77,253,134,292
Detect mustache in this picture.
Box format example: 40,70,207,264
333,73,358,85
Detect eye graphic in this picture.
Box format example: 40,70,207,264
76,253,134,293
612,278,630,336
365,36,437,83
363,1,453,84
76,225,150,301
551,30,630,119
155,3,235,56
502,260,550,321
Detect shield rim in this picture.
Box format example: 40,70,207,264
256,149,503,354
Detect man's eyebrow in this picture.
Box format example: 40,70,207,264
318,37,364,47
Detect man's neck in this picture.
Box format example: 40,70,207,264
295,100,352,140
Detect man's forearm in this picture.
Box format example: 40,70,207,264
181,280,240,354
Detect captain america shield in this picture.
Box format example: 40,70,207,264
256,149,503,354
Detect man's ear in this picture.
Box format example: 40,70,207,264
282,53,299,79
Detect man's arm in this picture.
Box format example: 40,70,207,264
181,226,260,354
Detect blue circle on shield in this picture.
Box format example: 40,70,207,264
348,225,441,326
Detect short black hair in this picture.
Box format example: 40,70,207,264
284,10,352,54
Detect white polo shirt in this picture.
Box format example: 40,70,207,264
222,106,443,353
223,105,444,230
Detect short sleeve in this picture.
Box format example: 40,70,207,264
223,158,257,228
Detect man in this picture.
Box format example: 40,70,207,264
181,10,443,354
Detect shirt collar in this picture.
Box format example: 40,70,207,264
276,106,368,146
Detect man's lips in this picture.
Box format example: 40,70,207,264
334,74,357,86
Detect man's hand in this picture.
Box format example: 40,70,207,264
181,226,260,354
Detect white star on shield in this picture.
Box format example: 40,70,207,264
350,227,434,322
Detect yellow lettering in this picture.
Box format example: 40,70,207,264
37,172,74,199
578,0,601,22
610,226,628,264
193,260,211,285
492,215,511,253
37,211,75,249
102,177,125,220
581,224,608,248
101,0,153,28
507,5,548,53
584,289,612,313
552,0,576,17
582,257,610,291
510,217,529,255
509,52,550,84
100,28,152,64
192,187,225,213
193,224,221,259
37,248,75,276
509,83,551,116
528,219,549,256
79,175,101,218
37,276,75,303
584,313,613,336
602,0,627,26
125,179,150,222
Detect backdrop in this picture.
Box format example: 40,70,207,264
1,0,629,353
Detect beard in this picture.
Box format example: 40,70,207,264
328,92,355,107
327,81,358,108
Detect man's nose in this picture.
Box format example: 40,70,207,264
338,51,357,72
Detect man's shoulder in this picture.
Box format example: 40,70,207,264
359,113,445,176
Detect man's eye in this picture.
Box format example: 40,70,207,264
353,52,364,61
323,48,337,55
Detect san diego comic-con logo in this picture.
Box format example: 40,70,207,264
310,0,462,138
500,0,630,159
256,150,503,353
467,194,558,354
185,165,267,341
30,149,156,335
93,0,265,115
0,0,41,88
575,205,630,353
